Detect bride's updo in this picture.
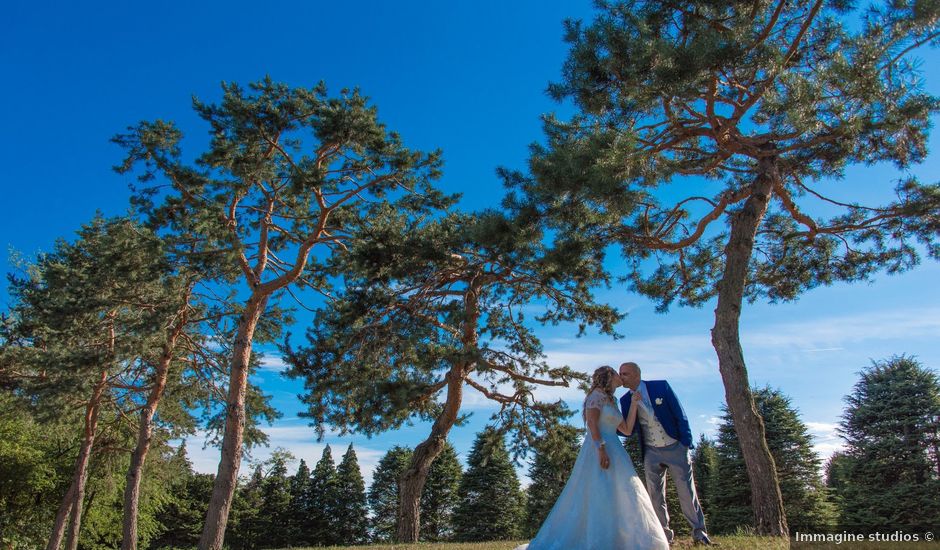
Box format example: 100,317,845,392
586,365,617,407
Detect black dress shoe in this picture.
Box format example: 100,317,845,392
693,533,718,546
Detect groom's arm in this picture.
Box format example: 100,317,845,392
664,382,693,448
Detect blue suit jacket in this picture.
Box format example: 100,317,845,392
619,380,693,457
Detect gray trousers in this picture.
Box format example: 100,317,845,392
644,442,707,541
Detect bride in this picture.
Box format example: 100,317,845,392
516,366,670,550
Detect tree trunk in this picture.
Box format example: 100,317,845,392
396,281,479,543
710,149,788,537
45,484,75,550
121,295,190,550
198,293,270,550
59,369,108,550
396,366,464,542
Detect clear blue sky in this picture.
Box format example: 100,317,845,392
3,1,938,487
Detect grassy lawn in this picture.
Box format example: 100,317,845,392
272,535,940,549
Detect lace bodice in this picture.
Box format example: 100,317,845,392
583,389,622,432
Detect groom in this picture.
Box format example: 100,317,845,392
618,362,713,546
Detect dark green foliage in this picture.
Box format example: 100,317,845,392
286,459,312,546
309,445,340,546
823,450,853,524
711,387,836,534
228,466,266,550
691,434,720,517
258,453,292,548
0,393,77,548
454,429,524,541
524,423,581,537
837,356,940,532
150,446,214,549
420,441,463,542
334,444,369,545
507,1,939,310
368,446,413,542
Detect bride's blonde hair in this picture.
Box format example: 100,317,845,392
584,365,617,414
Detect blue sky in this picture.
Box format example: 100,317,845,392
3,1,939,487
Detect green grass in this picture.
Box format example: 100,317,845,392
272,534,940,549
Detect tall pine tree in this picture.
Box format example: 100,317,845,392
309,446,339,546
114,78,451,549
334,444,369,545
711,387,835,534
420,441,462,541
691,435,720,517
838,356,940,532
454,428,524,542
368,446,413,542
257,452,292,548
286,459,311,547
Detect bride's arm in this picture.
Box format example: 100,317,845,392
585,407,610,469
617,391,641,436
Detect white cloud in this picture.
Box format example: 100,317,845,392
805,421,844,462
258,354,290,373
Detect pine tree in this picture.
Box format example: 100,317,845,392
4,215,187,550
691,435,719,516
508,0,940,535
420,441,462,541
286,459,311,546
114,78,452,550
823,451,853,526
838,356,940,532
150,445,214,549
284,207,619,541
368,446,413,542
524,424,581,537
711,387,836,534
334,444,369,545
454,429,524,541
258,453,292,548
309,446,339,546
227,466,265,550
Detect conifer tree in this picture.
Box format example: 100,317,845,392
228,466,265,550
524,423,581,537
258,453,292,548
691,434,720,515
368,446,413,542
286,459,311,546
420,441,463,541
838,356,940,532
285,208,620,541
711,387,835,534
509,0,940,534
454,428,524,542
333,444,369,544
309,445,339,546
113,78,451,549
823,451,853,526
4,216,184,550
150,444,214,549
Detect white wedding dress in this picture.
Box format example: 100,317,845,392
516,390,670,550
